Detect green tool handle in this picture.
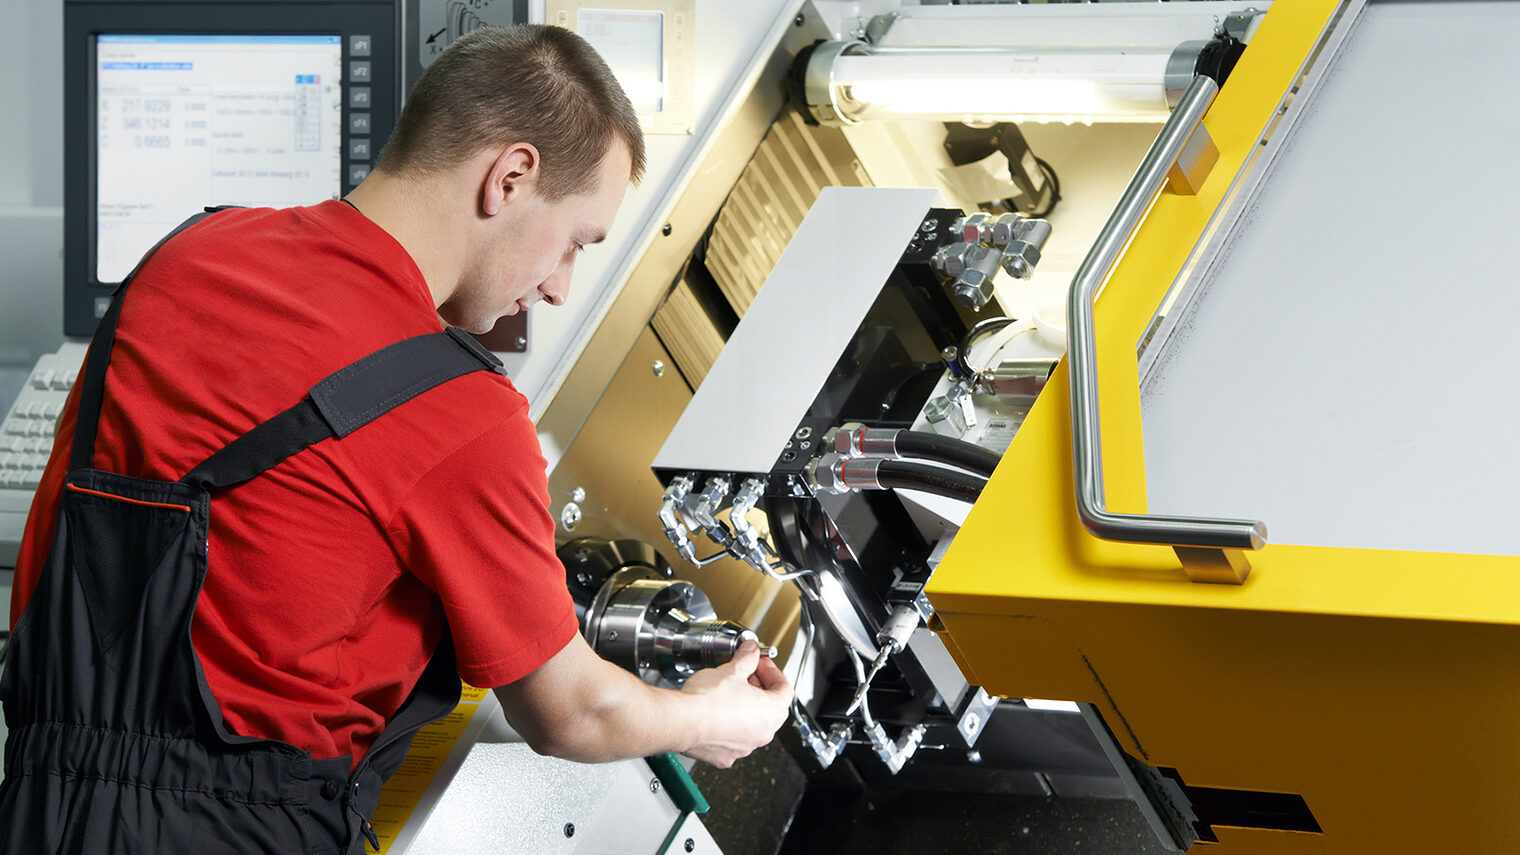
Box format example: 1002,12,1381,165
645,752,710,814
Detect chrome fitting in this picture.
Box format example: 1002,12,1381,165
876,602,922,654
832,424,896,458
956,212,994,245
837,457,884,491
976,357,1058,402
729,477,770,570
923,394,968,438
658,476,698,564
808,452,846,494
931,241,977,279
867,721,927,775
688,477,731,530
952,244,1001,311
796,715,853,769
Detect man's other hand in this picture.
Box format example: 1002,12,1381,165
677,641,792,768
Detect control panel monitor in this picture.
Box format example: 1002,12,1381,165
64,1,401,337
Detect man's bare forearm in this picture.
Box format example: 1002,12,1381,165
494,633,790,766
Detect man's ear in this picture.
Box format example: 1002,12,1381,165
481,143,541,216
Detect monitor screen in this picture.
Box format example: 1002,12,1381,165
94,34,344,283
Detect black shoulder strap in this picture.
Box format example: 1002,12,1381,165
71,207,233,472
181,328,504,491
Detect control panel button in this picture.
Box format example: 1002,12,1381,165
349,60,371,83
349,112,371,134
349,87,371,109
349,138,371,160
349,34,372,57
349,164,372,184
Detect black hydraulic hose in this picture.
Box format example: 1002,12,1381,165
872,459,986,503
893,430,1001,478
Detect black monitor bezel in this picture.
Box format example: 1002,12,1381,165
64,0,399,338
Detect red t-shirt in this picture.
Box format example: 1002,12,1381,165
10,201,578,765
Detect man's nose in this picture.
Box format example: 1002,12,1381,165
540,265,572,306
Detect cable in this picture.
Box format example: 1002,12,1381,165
872,459,986,503
893,430,1001,479
1031,156,1061,218
848,650,877,730
791,603,819,721
955,316,1017,377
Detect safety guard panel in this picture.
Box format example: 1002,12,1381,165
928,1,1520,852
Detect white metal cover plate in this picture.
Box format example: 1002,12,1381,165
653,186,939,477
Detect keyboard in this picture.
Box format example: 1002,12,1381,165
0,342,89,568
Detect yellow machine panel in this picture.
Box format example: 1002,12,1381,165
928,1,1520,850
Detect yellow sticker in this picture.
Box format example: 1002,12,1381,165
370,682,490,852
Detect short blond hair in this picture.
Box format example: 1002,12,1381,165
377,25,646,199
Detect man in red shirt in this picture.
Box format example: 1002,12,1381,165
1,24,789,853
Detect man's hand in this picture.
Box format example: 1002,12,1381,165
676,641,793,768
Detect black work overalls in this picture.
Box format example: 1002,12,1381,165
0,209,506,853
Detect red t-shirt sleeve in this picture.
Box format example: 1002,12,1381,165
386,408,577,689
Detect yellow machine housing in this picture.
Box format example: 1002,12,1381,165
928,1,1520,851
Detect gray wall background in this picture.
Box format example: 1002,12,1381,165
0,0,66,366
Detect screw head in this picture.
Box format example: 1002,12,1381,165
607,630,619,642
560,502,582,532
514,336,527,349
564,822,576,838
650,777,662,793
967,750,982,764
794,426,813,440
685,839,697,852
571,486,587,503
662,223,673,236
794,13,804,26
652,360,665,377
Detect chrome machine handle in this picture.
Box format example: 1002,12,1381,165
1065,75,1266,584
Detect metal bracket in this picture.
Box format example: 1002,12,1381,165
1167,121,1219,196
955,688,998,748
